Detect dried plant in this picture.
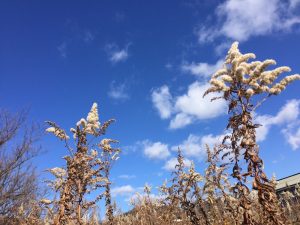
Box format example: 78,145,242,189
44,103,120,225
100,138,120,225
203,145,239,224
204,42,300,224
161,149,208,225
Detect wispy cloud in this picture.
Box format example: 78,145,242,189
151,85,173,119
83,30,95,43
108,81,130,101
253,99,300,150
105,43,130,63
118,174,136,179
171,133,224,158
197,0,300,43
110,49,128,63
181,60,224,78
165,63,173,70
283,125,300,150
56,20,98,58
111,185,135,197
57,42,67,58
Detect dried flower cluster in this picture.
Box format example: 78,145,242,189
206,42,300,98
44,103,120,225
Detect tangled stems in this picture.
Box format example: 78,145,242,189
227,90,283,224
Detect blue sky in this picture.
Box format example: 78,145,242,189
1,0,300,213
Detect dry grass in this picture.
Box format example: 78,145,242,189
104,149,300,225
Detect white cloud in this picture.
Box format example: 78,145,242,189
181,60,224,78
111,185,135,197
197,0,300,43
152,56,228,130
201,133,225,148
108,81,129,100
169,113,193,129
172,133,224,158
219,0,279,41
105,43,130,63
283,126,300,150
163,157,192,171
143,140,170,160
151,85,173,119
270,99,300,124
170,82,227,129
172,134,204,158
175,82,225,119
152,81,227,129
197,26,219,44
110,50,128,63
255,99,300,143
255,115,273,142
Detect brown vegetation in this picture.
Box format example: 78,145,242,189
1,42,300,225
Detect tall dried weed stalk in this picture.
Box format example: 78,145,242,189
204,42,300,224
44,103,120,225
160,149,205,224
